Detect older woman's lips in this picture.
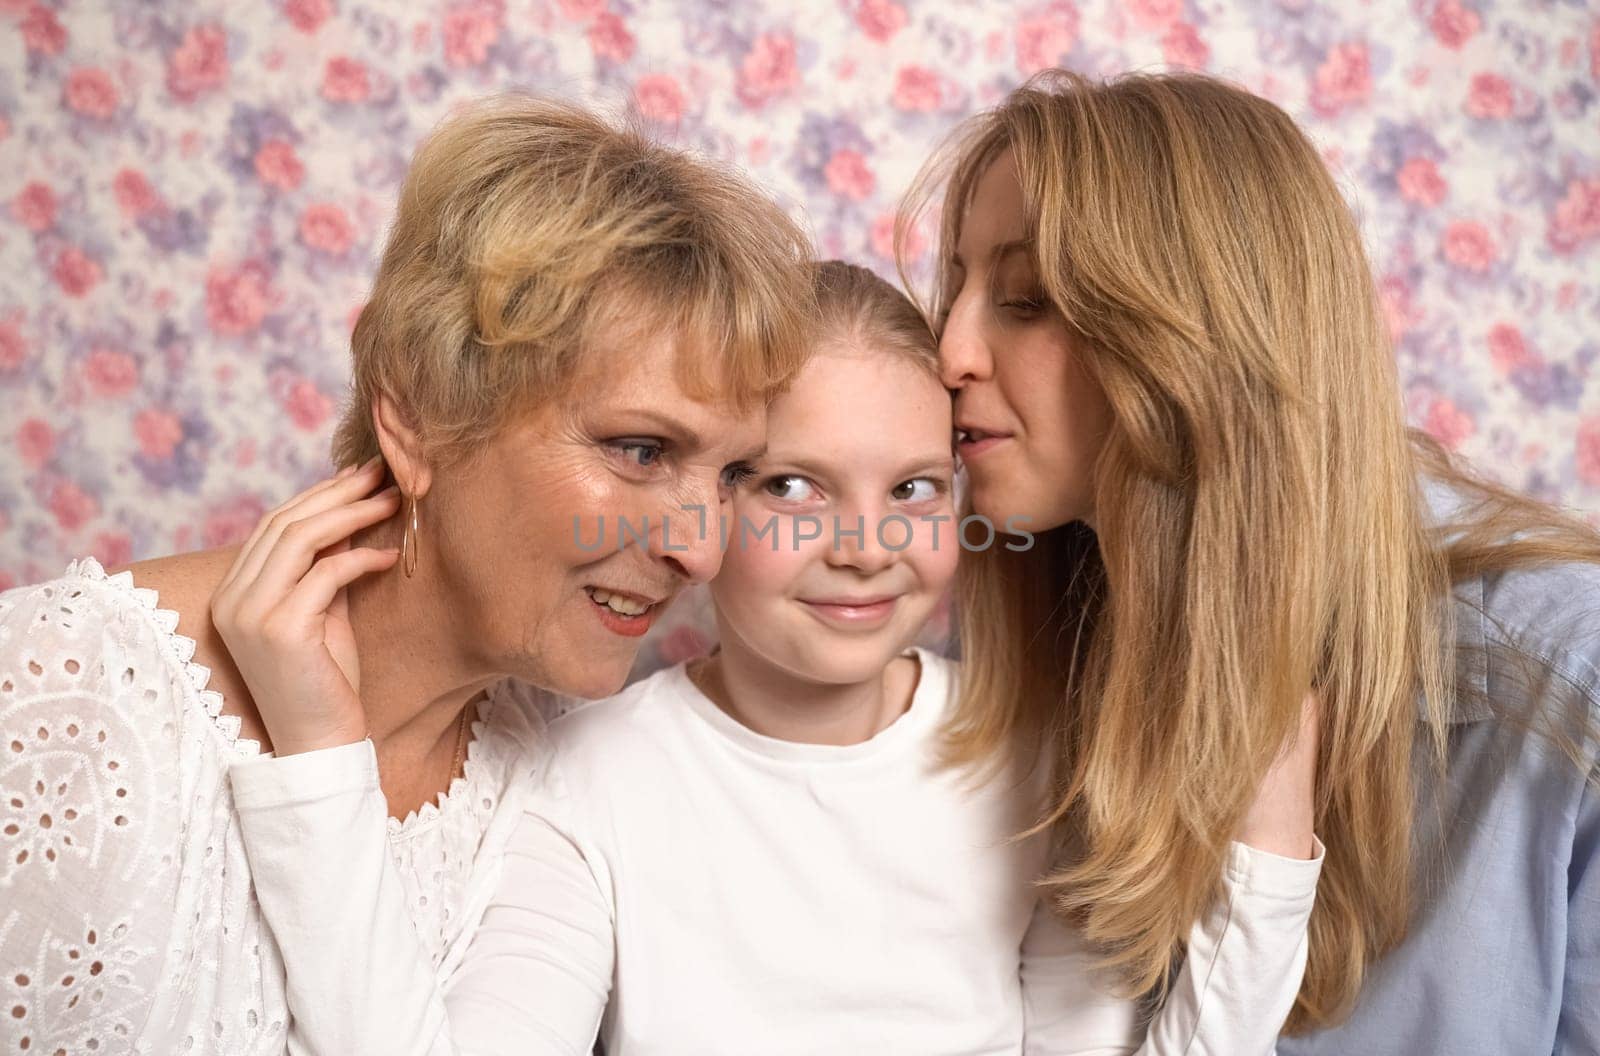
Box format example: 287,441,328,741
799,595,899,628
587,586,660,638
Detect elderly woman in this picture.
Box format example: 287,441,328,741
0,94,811,1054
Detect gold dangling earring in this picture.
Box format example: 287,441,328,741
401,493,420,578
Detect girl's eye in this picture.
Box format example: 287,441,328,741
764,475,816,502
891,477,945,503
610,440,664,468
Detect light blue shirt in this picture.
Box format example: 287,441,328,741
1279,551,1600,1054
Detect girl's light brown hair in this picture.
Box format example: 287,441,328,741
333,92,814,467
900,69,1600,1031
809,259,937,377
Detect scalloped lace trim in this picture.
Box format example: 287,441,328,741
60,556,496,837
386,688,495,834
65,555,263,759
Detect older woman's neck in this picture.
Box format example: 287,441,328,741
343,557,497,766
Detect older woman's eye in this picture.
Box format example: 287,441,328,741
891,477,945,503
720,462,758,491
764,475,815,502
609,440,664,468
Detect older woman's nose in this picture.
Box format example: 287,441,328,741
651,500,725,585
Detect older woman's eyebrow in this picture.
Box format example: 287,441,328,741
613,407,706,447
732,443,766,467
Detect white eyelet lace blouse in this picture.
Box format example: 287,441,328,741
0,559,555,1055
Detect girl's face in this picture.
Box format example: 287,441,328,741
708,346,958,686
937,149,1113,533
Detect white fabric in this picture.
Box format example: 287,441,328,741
0,559,549,1055
232,647,1321,1056
453,649,1323,1056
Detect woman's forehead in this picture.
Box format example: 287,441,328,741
954,152,1029,263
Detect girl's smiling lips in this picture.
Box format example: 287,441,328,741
797,594,902,627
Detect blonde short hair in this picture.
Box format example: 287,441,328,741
333,93,814,466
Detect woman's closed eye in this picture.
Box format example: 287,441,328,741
997,292,1046,317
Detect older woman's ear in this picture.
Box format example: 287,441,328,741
371,391,433,500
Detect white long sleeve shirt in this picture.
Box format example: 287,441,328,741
229,648,1323,1055
0,560,551,1055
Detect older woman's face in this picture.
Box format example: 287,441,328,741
426,324,767,699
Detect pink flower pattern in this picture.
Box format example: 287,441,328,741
0,1,1595,672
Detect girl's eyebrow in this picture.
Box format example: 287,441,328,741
893,455,958,479
760,454,954,483
757,454,835,479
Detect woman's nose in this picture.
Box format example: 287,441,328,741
649,495,724,585
938,295,993,390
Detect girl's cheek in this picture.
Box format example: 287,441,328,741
898,507,961,583
718,527,809,594
918,536,961,592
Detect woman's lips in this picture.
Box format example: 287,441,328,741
957,434,1011,459
586,586,662,638
956,426,1014,460
798,596,900,627
590,600,658,637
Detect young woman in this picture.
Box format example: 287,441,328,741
0,94,813,1054
906,70,1600,1053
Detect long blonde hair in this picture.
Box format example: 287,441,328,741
900,70,1600,1031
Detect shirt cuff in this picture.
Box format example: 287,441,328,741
229,737,379,811
1224,834,1325,900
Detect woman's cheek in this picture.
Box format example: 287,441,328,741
537,465,635,562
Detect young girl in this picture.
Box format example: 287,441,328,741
434,262,1324,1054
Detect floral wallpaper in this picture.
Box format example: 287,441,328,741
1,0,1597,670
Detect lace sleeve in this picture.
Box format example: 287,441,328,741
0,575,186,1052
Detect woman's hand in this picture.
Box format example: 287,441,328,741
1236,691,1321,859
211,457,403,756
